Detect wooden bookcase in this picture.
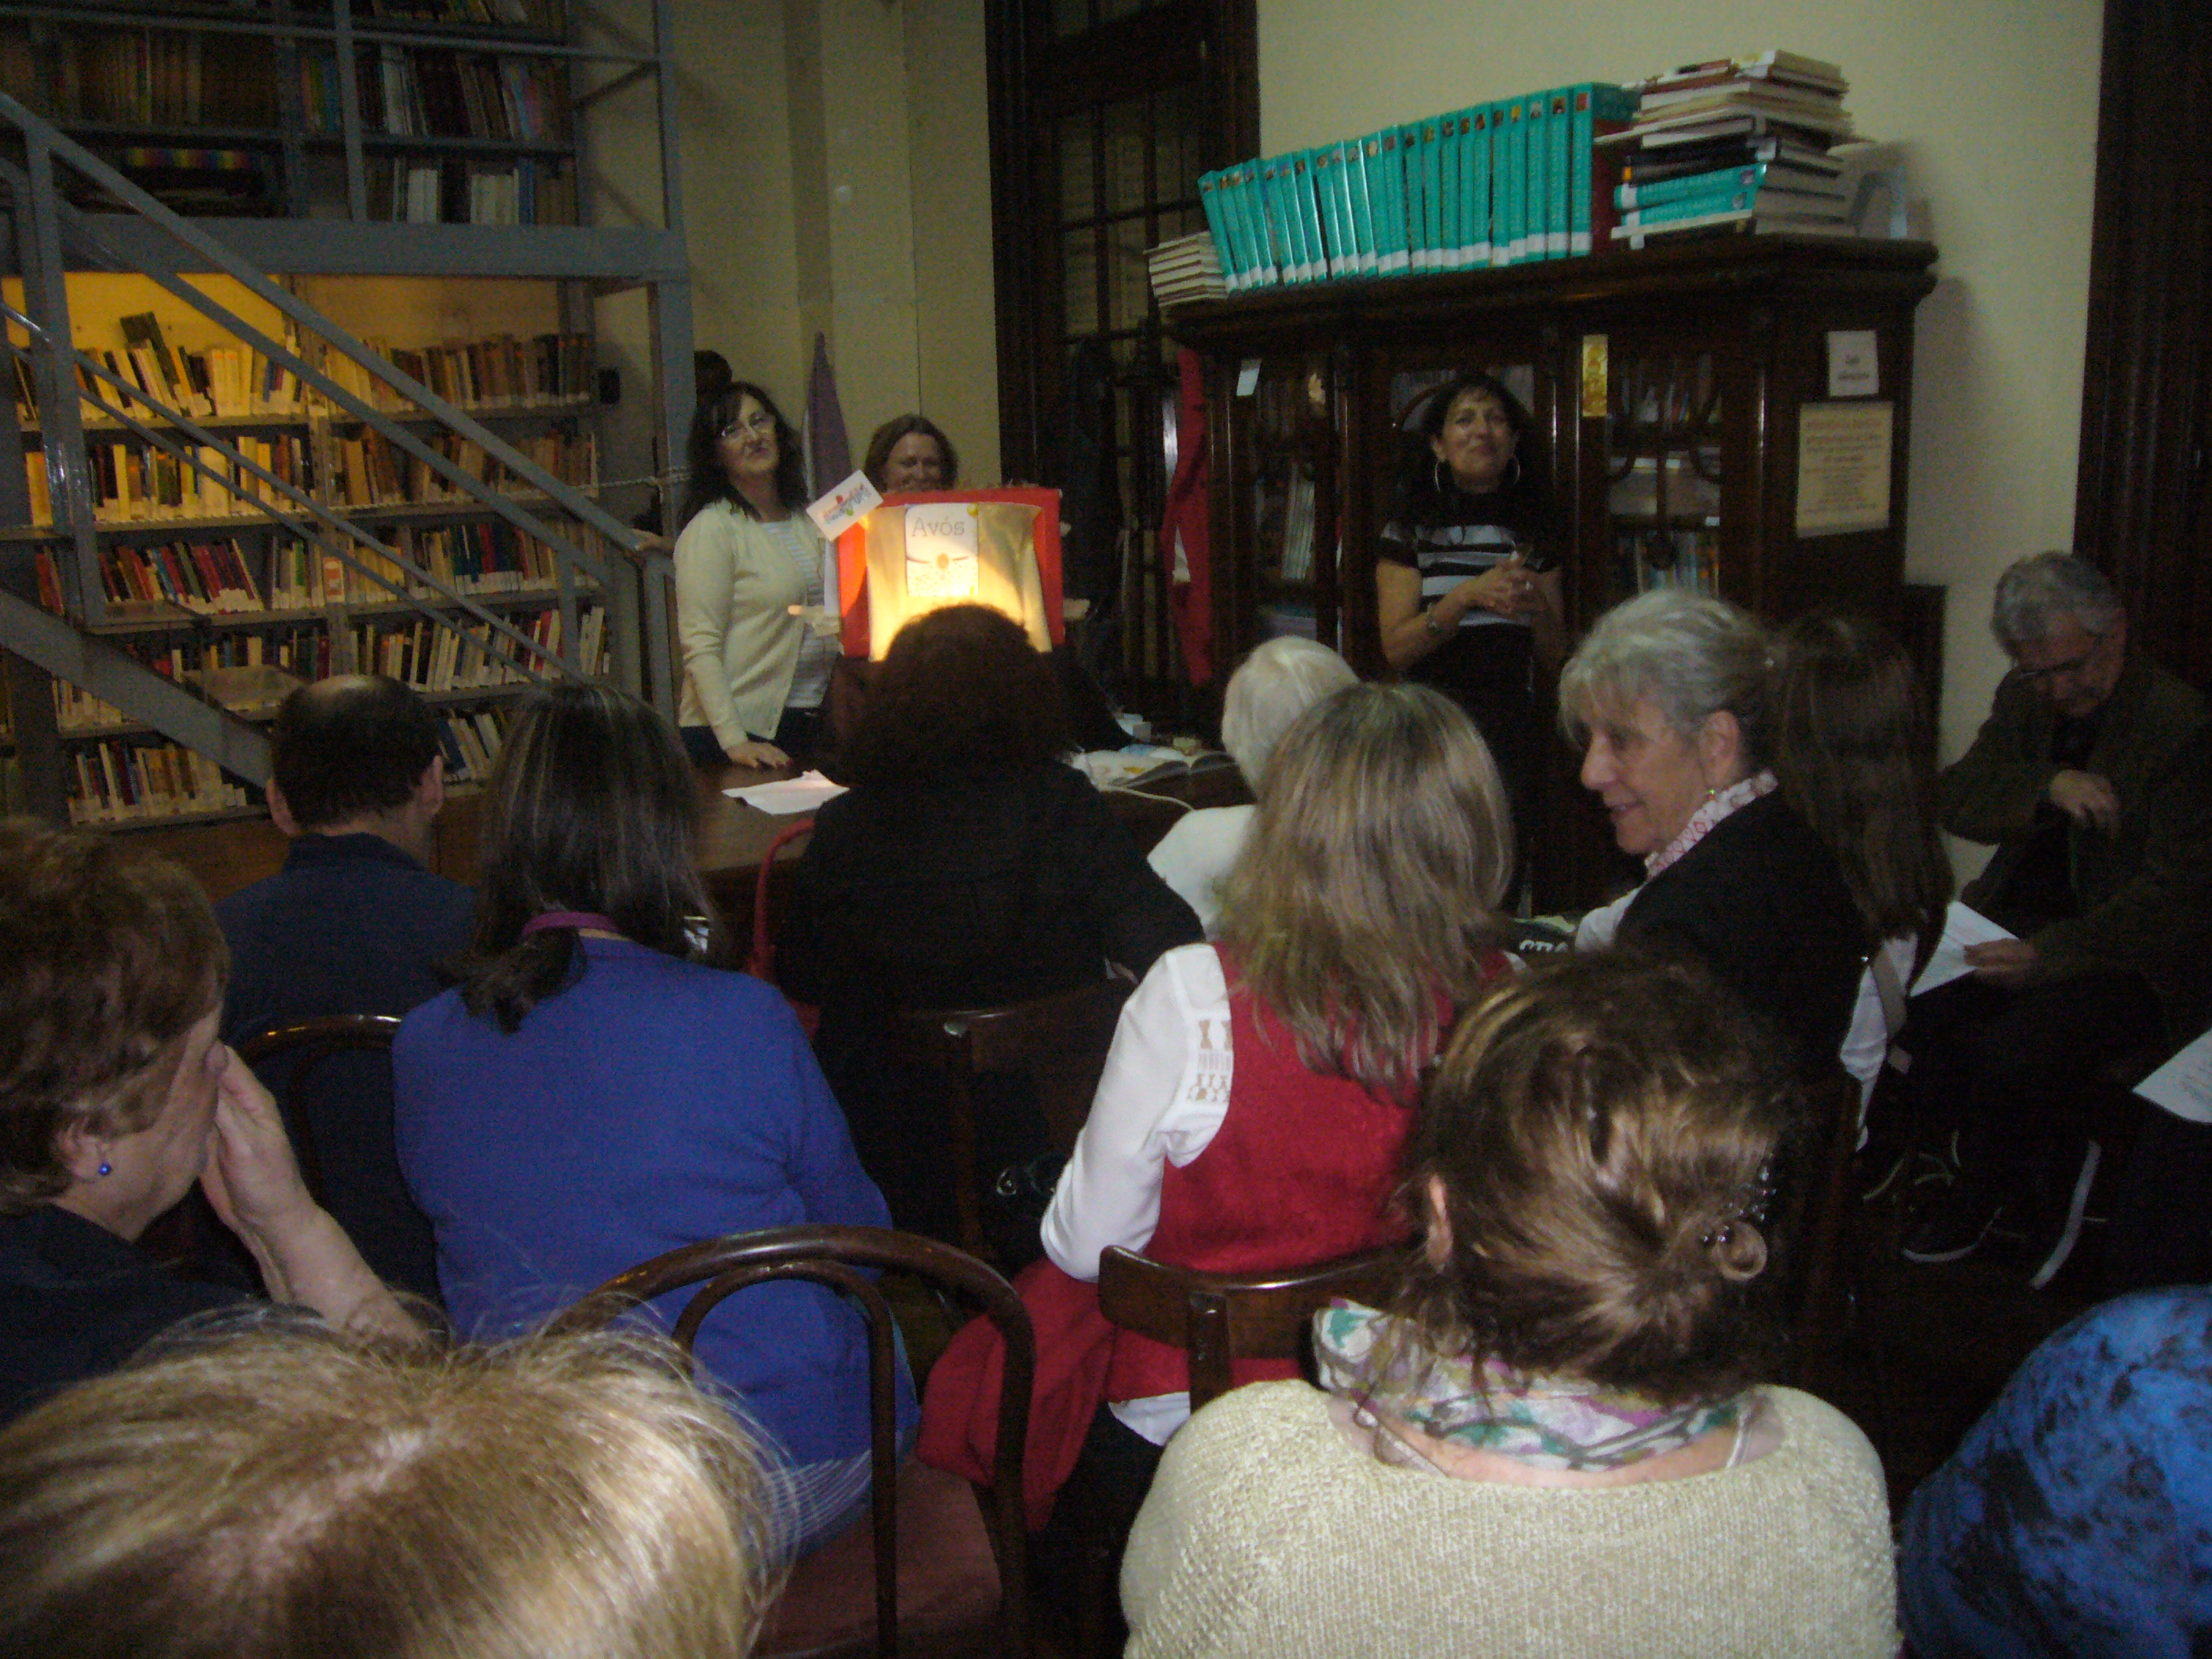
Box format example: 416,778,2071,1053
1166,233,1940,907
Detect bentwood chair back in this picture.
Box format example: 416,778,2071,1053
1094,1243,1407,1412
236,1013,405,1208
889,976,1134,1262
551,1225,1035,1659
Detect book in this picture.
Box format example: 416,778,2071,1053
1291,150,1331,280
1609,204,1863,244
1617,162,1847,210
1571,82,1640,255
1308,148,1347,278
1195,170,1240,290
1544,87,1572,257
1621,134,1842,184
1644,49,1848,94
1523,90,1550,262
1610,104,1859,147
1493,96,1525,265
1437,112,1463,270
1618,185,1850,226
1371,129,1409,275
1398,124,1429,273
1418,117,1445,271
1464,107,1491,266
1345,138,1379,275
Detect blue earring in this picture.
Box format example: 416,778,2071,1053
97,1161,112,1177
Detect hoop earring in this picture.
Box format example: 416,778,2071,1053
1506,453,1524,486
1433,457,1450,496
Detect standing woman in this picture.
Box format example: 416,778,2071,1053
1375,372,1566,863
674,382,834,769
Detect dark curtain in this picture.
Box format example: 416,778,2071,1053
2073,0,2212,691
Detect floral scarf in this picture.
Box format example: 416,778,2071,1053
1644,769,1777,879
1313,1303,1745,1474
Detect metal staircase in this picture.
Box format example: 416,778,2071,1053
0,92,684,820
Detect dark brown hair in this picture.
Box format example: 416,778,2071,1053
270,675,441,830
840,604,1071,788
1392,369,1551,531
679,381,807,528
862,414,959,491
454,686,718,1032
1771,610,1952,947
1394,953,1796,1404
0,820,227,1213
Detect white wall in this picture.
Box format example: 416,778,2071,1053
1257,0,2104,771
584,0,1000,509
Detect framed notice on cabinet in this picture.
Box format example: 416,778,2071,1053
1795,401,1894,536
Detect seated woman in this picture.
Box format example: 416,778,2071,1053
1771,610,1951,1111
1043,682,1514,1463
1121,954,1899,1659
0,820,413,1422
1146,635,1357,936
863,414,958,493
1899,1284,2212,1657
393,685,907,1558
0,1324,779,1657
1561,589,1864,1079
779,603,1201,1243
674,380,834,770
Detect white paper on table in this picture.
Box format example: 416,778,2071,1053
723,771,848,815
1908,901,2016,996
2137,1027,2212,1126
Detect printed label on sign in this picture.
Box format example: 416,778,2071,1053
804,469,881,540
905,502,980,599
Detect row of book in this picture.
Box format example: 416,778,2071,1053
53,632,321,734
352,602,604,693
320,331,595,413
325,426,594,508
15,312,308,431
270,522,599,607
356,46,569,143
364,155,575,225
1603,52,1861,245
24,436,313,527
1194,82,1639,295
15,24,280,130
67,739,251,825
82,540,265,617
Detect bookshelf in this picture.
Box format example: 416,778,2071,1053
1167,234,1939,908
6,269,618,827
0,0,583,226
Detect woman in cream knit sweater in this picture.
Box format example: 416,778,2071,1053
1121,954,1897,1659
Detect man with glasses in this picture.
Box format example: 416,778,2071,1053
1901,552,2212,1278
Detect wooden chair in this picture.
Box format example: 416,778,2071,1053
235,1013,405,1207
550,1224,1034,1659
1094,1243,1406,1412
888,977,1134,1261
1068,1243,1405,1657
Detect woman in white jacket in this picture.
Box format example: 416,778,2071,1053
673,381,833,768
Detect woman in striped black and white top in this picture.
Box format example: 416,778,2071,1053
672,382,837,770
1375,372,1564,867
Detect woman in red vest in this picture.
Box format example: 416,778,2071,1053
1039,681,1515,1470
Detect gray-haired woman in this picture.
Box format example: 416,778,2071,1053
1559,589,1863,1076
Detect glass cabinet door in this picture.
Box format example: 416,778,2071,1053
1601,346,1726,605
1221,352,1338,657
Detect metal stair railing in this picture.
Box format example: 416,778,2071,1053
0,95,681,790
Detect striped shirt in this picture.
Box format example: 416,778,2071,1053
1375,516,1551,635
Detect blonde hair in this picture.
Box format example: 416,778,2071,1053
1217,683,1511,1096
1396,954,1796,1404
0,1325,781,1659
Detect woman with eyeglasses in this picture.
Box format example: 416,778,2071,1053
673,382,834,768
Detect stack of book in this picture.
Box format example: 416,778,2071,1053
1144,232,1228,307
1603,51,1862,244
1187,81,1640,298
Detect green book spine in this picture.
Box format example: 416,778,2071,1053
1344,138,1379,273
1467,107,1492,265
1394,124,1424,273
1617,162,1777,211
1295,150,1335,280
1196,170,1241,290
1618,185,1762,224
1260,157,1304,281
1306,148,1339,278
1235,164,1279,285
1493,97,1523,266
1523,91,1547,262
1421,117,1446,270
1541,87,1566,257
1217,165,1258,287
1374,129,1408,274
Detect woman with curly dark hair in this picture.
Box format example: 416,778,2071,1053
778,604,1200,1241
861,414,958,494
673,380,833,769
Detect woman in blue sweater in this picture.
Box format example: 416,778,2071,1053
394,684,910,1559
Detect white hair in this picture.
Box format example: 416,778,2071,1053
1558,590,1772,766
1990,551,2122,650
1221,637,1358,791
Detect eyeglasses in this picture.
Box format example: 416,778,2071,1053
2012,652,2096,685
720,412,776,439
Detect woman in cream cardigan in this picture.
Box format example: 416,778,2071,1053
674,381,833,768
1120,953,1898,1659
